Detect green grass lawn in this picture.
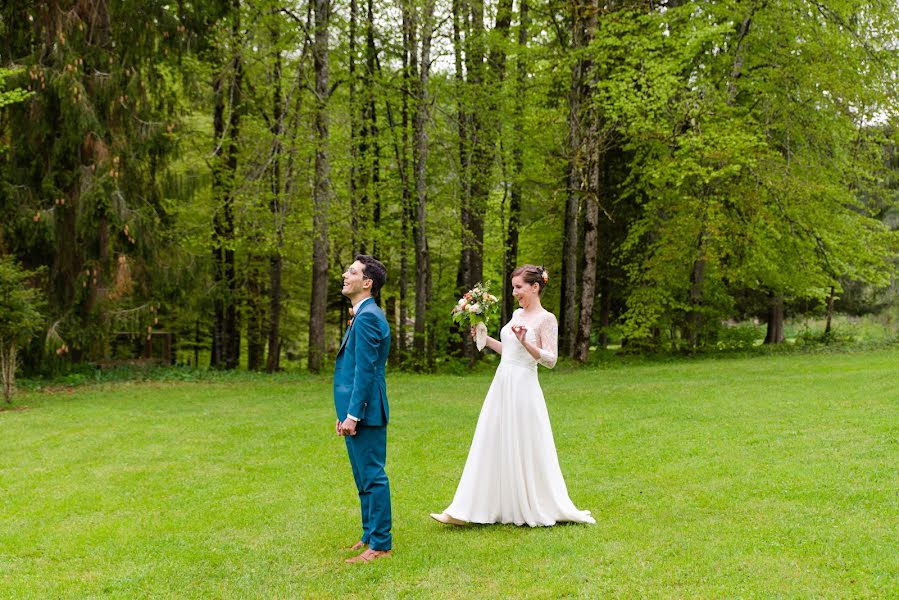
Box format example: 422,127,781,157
2,350,898,598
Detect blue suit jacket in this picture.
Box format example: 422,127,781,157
334,297,391,426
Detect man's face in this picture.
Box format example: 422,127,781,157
342,260,370,299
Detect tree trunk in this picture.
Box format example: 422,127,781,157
349,0,361,252
400,18,413,365
384,18,413,365
574,193,599,362
455,0,512,359
560,161,581,357
211,0,242,370
267,254,283,371
410,0,436,369
85,210,109,327
764,294,785,344
598,276,611,348
560,0,591,358
0,341,16,404
267,34,285,373
502,0,528,327
364,0,381,256
453,0,471,290
452,0,474,359
459,0,510,298
572,1,600,362
224,6,243,370
462,0,485,294
308,0,332,373
52,191,81,316
824,285,835,335
246,257,266,370
272,4,314,371
193,320,201,368
686,229,706,350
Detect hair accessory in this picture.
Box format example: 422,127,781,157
541,266,549,283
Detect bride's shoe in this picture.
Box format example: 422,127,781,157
430,512,467,526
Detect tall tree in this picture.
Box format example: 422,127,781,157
1,0,190,363
266,16,286,373
451,0,472,304
573,0,602,362
407,0,437,368
683,9,755,350
387,7,415,365
348,0,360,251
307,0,332,373
210,0,243,370
559,0,592,357
361,0,382,255
458,0,512,294
501,0,529,326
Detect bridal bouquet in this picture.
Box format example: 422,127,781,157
451,283,499,350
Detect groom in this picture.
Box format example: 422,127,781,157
334,255,392,563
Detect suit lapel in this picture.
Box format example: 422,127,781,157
338,298,372,356
338,325,351,356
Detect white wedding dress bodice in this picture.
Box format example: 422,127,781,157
442,309,595,526
501,308,559,369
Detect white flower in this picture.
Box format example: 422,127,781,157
469,303,480,313
458,298,466,307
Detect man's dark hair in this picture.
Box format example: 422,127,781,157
356,254,387,298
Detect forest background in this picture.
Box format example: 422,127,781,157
2,0,899,378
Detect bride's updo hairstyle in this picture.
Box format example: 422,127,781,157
511,264,549,296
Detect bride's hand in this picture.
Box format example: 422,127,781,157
470,326,477,340
511,324,528,344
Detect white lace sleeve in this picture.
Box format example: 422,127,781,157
536,312,558,369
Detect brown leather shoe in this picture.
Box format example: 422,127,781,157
347,540,367,551
345,549,392,564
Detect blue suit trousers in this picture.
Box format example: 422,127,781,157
344,424,392,551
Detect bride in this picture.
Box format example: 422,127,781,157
431,265,595,527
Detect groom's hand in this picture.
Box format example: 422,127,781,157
336,418,342,436
340,417,358,436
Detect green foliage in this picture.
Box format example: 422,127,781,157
0,256,44,401
0,257,43,347
0,67,32,110
3,0,899,370
795,325,857,347
0,1,197,365
718,321,762,347
586,1,899,347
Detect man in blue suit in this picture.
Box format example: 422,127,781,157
335,255,392,563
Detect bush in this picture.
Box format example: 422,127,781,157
794,324,857,347
0,257,44,402
714,323,764,350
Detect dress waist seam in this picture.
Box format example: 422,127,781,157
500,358,537,370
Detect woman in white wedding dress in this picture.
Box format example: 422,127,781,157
431,265,595,527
